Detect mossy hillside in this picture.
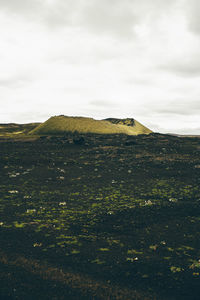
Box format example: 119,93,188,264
0,123,40,137
30,116,152,136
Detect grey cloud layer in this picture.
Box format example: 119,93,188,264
157,99,200,116
0,0,43,17
0,0,178,36
160,59,200,77
0,0,199,134
1,0,198,38
184,0,200,34
89,100,115,107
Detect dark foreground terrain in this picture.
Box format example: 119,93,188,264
0,132,200,299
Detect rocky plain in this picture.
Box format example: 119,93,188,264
0,126,200,299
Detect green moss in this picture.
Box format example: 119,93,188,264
99,248,110,252
170,266,183,273
127,249,143,255
30,115,152,136
13,221,26,228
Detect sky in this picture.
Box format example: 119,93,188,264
0,0,200,134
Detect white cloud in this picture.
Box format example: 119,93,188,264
184,0,200,34
0,0,199,134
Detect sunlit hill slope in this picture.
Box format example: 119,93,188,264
30,115,152,136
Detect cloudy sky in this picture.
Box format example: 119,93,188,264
0,0,200,134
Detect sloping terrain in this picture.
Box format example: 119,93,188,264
0,123,40,137
105,118,152,134
30,115,152,136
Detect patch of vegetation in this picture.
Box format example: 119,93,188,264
0,123,40,137
0,130,200,299
30,115,152,136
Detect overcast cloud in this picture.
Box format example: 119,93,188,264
0,0,199,134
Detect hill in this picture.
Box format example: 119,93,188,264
29,115,152,136
105,118,152,134
0,123,40,137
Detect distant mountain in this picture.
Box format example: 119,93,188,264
30,115,152,136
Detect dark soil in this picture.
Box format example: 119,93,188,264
0,132,200,299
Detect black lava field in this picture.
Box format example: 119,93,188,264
0,133,200,299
